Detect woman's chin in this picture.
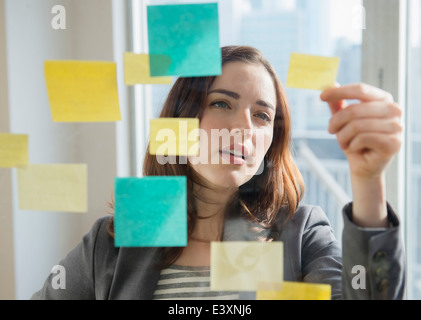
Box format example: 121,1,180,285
209,170,255,190
190,162,258,190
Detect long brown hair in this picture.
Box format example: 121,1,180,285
108,46,305,268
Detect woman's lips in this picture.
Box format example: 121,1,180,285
219,150,246,165
219,144,250,166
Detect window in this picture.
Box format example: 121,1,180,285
406,0,421,300
130,0,363,240
105,0,421,299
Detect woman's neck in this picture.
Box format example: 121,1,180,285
173,183,238,267
191,183,237,242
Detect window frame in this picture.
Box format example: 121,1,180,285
361,0,408,225
362,0,409,298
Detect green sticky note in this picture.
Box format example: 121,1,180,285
147,3,222,77
114,176,187,247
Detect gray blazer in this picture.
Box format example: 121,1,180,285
31,203,405,300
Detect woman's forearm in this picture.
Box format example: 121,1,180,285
350,173,389,228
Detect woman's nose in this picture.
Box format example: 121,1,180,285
230,110,254,137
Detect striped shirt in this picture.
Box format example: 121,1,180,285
153,265,240,300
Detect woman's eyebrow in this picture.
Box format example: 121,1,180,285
209,89,275,111
256,100,275,111
208,89,240,99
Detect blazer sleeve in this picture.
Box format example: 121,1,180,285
341,202,406,300
30,216,111,300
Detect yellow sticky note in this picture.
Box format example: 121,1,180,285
124,53,173,85
149,118,199,156
210,241,283,291
17,164,87,213
286,53,340,90
0,133,28,167
257,281,331,300
45,61,121,122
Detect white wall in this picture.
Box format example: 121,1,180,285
2,0,126,299
0,0,15,300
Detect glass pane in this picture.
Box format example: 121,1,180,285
407,0,421,300
134,0,363,238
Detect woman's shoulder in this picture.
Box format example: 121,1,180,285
286,204,333,229
294,204,323,214
87,215,113,235
79,215,115,251
92,214,113,230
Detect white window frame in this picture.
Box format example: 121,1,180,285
363,0,410,298
113,0,136,178
362,0,408,223
115,0,153,178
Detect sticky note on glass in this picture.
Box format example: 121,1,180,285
44,61,121,122
124,53,173,85
147,3,222,77
0,133,29,168
286,53,340,90
149,118,199,156
114,176,187,247
257,281,331,300
210,241,283,291
17,164,87,212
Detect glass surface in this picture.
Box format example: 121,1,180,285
134,0,363,239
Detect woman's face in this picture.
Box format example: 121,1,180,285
189,61,277,190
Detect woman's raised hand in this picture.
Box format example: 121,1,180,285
321,83,403,227
321,83,402,181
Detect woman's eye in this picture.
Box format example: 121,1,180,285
255,112,272,123
211,101,230,110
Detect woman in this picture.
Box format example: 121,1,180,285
32,46,405,300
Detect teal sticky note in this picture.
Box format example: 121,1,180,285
147,3,222,77
114,176,187,247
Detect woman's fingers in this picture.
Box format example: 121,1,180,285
328,101,402,134
327,99,348,115
321,83,395,104
335,117,403,151
345,132,402,179
321,83,403,179
347,132,402,157
321,82,347,114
